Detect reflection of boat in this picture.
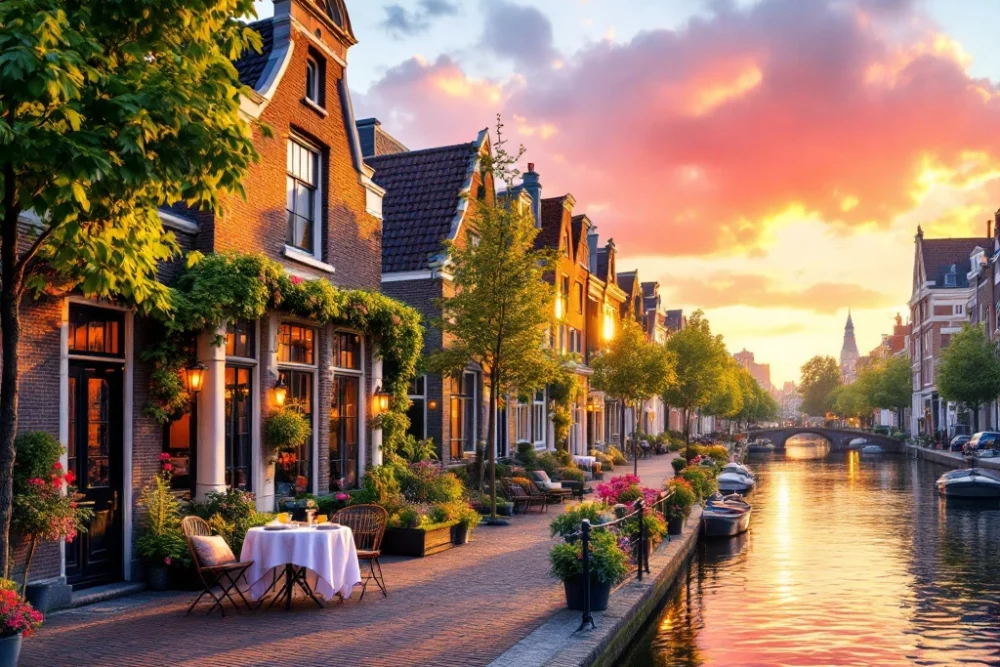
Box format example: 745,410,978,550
747,441,775,453
701,530,749,561
718,462,755,495
848,438,868,449
702,494,752,537
861,445,884,455
936,467,1000,498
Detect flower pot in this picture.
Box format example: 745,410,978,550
0,633,23,667
147,565,171,591
668,516,685,536
23,585,50,614
563,574,612,611
452,524,470,545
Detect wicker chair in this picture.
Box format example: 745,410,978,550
504,481,547,514
333,504,388,600
181,516,254,616
527,473,572,504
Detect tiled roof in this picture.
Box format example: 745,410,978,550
233,20,274,89
596,248,610,281
537,197,569,250
356,118,409,158
571,215,586,261
368,142,477,273
922,237,986,289
618,271,637,296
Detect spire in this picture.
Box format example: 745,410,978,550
846,308,854,331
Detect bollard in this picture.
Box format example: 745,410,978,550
637,499,645,581
577,520,595,631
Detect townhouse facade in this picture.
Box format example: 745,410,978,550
909,225,991,437
17,0,392,591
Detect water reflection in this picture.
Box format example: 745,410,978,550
784,433,831,459
621,453,1000,666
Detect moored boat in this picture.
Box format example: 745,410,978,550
718,462,755,495
936,467,1000,498
861,444,884,455
702,494,752,537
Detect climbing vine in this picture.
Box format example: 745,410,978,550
144,252,423,456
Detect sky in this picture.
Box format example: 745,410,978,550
257,0,1000,385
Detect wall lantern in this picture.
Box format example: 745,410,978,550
428,399,439,411
372,385,390,416
587,400,595,413
183,363,207,395
273,375,288,407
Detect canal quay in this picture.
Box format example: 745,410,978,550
619,436,1000,667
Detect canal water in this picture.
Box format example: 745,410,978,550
621,436,1000,667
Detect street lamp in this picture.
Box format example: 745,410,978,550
183,362,207,395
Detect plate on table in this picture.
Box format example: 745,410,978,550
264,524,289,531
316,523,341,530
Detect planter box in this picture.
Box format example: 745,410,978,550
475,503,513,517
563,574,612,611
383,524,456,557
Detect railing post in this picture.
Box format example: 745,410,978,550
578,520,595,631
637,499,645,581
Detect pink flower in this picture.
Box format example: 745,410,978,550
290,275,303,286
164,557,172,566
336,492,349,502
53,462,62,471
159,453,171,462
162,463,173,472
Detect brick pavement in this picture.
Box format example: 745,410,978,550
20,454,678,667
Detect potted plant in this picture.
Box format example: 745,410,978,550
136,457,188,590
452,504,481,545
549,530,629,611
263,405,312,483
664,478,696,535
549,501,610,541
0,580,42,666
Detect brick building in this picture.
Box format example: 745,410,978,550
362,121,497,462
909,225,991,437
16,0,390,593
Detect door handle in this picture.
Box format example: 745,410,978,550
112,490,118,512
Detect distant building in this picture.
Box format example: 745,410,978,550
866,314,913,430
733,349,773,393
840,311,860,382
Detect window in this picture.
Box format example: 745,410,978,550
226,319,255,359
286,140,321,255
407,376,426,440
532,390,546,446
164,410,195,496
278,323,315,364
330,375,359,489
305,57,320,105
224,366,253,491
276,368,314,494
575,281,584,314
563,228,571,257
68,305,124,357
467,231,481,247
569,328,581,354
449,372,477,458
579,241,589,269
607,400,621,446
514,399,530,443
333,331,361,370
954,304,965,315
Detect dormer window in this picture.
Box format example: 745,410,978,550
563,228,571,257
944,264,957,287
306,57,320,105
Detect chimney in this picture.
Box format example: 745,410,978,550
521,163,542,228
994,208,1000,239
587,227,599,273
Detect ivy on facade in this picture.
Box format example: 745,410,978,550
144,252,423,456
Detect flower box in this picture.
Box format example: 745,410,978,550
382,523,457,557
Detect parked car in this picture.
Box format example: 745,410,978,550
950,435,971,452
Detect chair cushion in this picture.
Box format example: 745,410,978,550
190,535,236,567
537,480,563,491
532,470,552,483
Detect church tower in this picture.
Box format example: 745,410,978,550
840,310,860,382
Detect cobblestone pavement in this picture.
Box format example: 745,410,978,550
20,454,678,667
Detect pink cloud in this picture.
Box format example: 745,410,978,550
356,0,1000,256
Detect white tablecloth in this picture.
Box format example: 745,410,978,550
241,526,362,601
573,455,597,468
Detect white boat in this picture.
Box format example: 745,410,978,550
936,467,1000,498
717,462,755,495
861,445,883,455
702,494,752,537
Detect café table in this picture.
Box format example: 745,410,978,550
240,524,362,610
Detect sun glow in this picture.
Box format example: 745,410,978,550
689,66,763,116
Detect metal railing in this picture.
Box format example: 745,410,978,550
567,490,674,631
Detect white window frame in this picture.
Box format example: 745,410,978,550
286,137,323,260
407,375,428,441
305,57,320,105
532,390,546,449
330,327,365,490
514,399,530,444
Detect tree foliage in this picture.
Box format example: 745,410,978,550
662,311,729,448
799,355,841,417
0,0,261,576
937,324,1000,410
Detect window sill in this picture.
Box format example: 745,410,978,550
284,245,335,274
302,97,328,118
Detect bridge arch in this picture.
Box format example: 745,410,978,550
747,427,902,452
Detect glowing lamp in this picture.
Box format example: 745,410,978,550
428,399,439,411
372,385,390,416
273,376,288,407
184,363,207,394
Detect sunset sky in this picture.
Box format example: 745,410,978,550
257,0,1000,385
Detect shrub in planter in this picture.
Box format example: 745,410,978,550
663,478,696,534
0,580,43,664
136,464,189,589
671,457,688,474
557,467,585,484
453,504,481,544
606,446,627,466
398,462,464,504
533,452,561,477
680,467,717,501
190,488,272,557
549,501,610,539
701,444,730,467
515,442,538,471
511,476,535,495
263,406,312,460
549,530,630,611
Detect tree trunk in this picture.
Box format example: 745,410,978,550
0,175,22,579
20,537,36,598
633,400,641,477
487,369,498,521
683,407,691,461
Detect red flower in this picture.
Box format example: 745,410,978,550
158,453,171,462
53,462,62,471
164,557,172,566
162,463,173,472
290,275,303,286
64,470,76,485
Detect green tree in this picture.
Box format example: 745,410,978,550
799,356,841,418
937,324,1000,431
591,317,676,473
0,0,260,575
704,360,743,431
662,310,729,457
859,355,912,430
832,381,871,423
429,116,561,521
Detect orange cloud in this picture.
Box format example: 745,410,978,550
356,0,1000,257
663,273,895,313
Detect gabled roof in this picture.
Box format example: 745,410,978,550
233,19,275,88
571,215,588,261
368,142,479,273
617,271,638,297
537,196,570,251
596,248,610,281
921,237,986,289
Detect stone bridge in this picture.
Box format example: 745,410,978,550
747,427,904,452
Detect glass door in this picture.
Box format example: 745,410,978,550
330,376,359,489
